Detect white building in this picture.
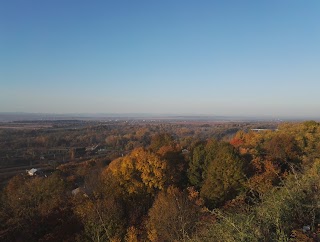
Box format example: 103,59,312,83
27,168,38,176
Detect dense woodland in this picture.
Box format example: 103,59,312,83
0,120,320,241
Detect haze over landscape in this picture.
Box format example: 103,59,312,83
1,0,320,118
3,2,320,241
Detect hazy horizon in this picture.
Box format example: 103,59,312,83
1,111,320,121
1,1,320,117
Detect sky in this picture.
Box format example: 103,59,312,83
1,0,320,118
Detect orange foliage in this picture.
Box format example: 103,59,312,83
230,137,244,148
248,160,281,194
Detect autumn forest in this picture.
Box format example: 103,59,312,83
0,119,320,241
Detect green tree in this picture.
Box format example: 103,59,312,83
188,140,220,189
188,143,206,188
200,143,246,208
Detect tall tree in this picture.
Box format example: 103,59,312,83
188,140,219,188
146,186,201,242
200,143,246,208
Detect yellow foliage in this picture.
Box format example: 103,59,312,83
110,238,122,242
104,148,168,195
146,186,201,242
147,228,158,242
125,226,139,242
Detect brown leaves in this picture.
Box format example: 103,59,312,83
146,186,201,242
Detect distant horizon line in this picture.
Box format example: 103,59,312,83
0,112,319,122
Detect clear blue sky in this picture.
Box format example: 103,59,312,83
1,0,320,118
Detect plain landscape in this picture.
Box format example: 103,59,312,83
1,114,320,241
1,1,320,241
